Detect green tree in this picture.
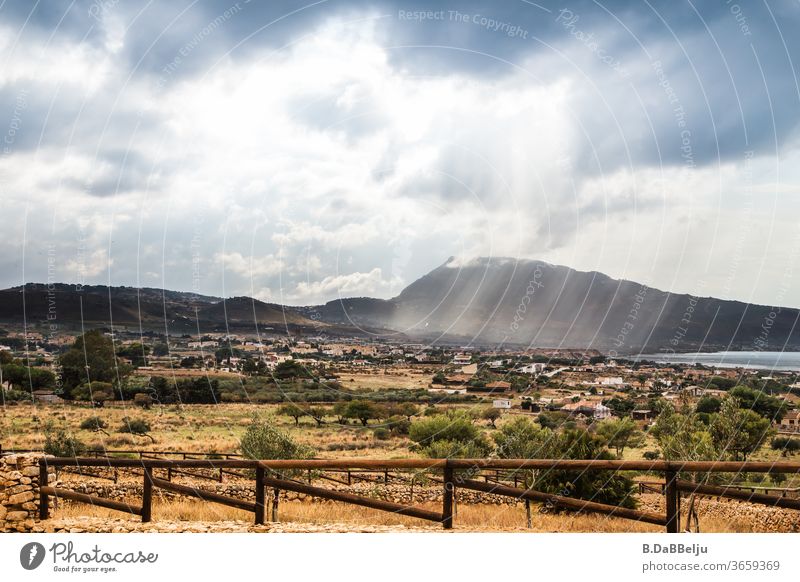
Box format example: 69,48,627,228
493,416,552,459
729,386,788,421
345,400,383,426
695,395,722,414
595,417,645,457
409,410,491,457
306,406,328,427
650,404,716,461
116,343,150,368
533,429,638,509
273,360,314,380
710,396,774,460
59,330,132,398
278,403,308,426
771,436,800,457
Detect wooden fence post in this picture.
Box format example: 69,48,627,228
665,470,679,533
254,467,265,525
271,487,280,522
525,499,532,529
442,463,454,530
39,459,49,520
142,466,153,523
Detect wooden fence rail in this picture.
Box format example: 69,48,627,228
36,457,800,532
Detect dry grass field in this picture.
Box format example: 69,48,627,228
45,497,783,533
0,401,417,457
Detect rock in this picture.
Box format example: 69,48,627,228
22,466,40,477
8,491,35,505
5,511,29,521
0,506,6,519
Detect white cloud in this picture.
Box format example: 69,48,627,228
214,252,285,277
288,268,401,303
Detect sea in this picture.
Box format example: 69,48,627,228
631,351,800,372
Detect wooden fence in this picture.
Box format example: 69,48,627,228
36,457,800,531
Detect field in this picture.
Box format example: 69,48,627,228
0,401,417,457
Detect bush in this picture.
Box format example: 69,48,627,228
79,416,107,431
771,436,800,456
409,410,491,457
239,415,315,476
133,393,153,409
43,423,87,457
386,415,411,436
118,418,153,442
372,427,391,440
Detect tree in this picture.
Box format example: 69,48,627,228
710,396,774,460
650,404,716,461
306,407,328,427
493,416,551,459
771,436,800,457
152,342,170,356
278,403,308,426
118,417,155,443
532,429,638,509
729,386,788,421
409,410,491,457
345,400,383,426
384,402,419,421
603,396,636,417
59,330,132,398
481,407,501,428
333,401,349,424
386,415,411,435
595,417,645,457
695,395,722,414
239,415,314,477
116,343,150,368
273,360,314,380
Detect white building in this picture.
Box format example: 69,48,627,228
518,363,545,375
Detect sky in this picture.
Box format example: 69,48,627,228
2,0,800,307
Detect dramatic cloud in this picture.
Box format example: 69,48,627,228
2,1,800,307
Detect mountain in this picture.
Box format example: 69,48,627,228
3,258,800,352
310,257,800,352
0,284,324,335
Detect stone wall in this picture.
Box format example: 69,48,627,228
0,453,51,532
61,478,520,506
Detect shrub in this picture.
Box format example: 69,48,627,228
239,415,315,477
43,423,87,457
133,393,153,409
386,415,411,436
409,410,491,457
118,418,154,442
79,416,107,431
771,436,800,456
372,427,391,440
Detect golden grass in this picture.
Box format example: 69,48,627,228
48,498,657,532
46,496,768,533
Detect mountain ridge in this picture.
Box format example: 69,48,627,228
3,257,799,351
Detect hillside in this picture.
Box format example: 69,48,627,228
3,258,800,351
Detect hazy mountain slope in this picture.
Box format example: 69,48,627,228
370,257,800,351
3,259,799,351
